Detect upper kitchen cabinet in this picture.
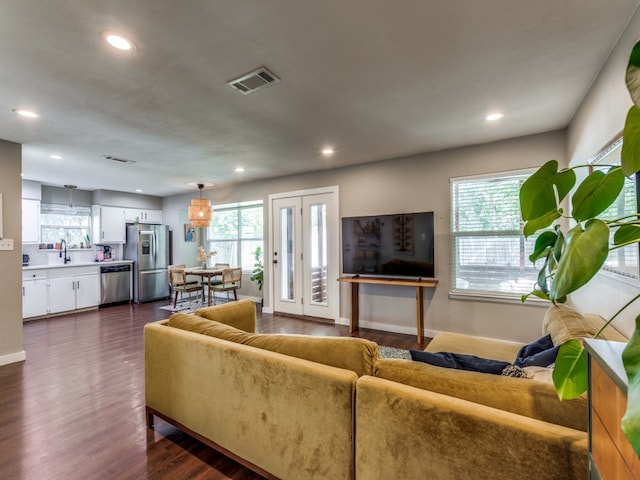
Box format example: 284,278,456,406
22,198,40,243
22,180,42,244
92,206,126,243
123,208,162,224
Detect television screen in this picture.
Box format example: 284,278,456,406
341,211,435,278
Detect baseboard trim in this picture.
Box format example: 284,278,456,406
0,350,26,366
338,317,439,339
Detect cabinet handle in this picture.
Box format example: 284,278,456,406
22,286,25,296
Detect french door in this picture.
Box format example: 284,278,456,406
270,187,338,320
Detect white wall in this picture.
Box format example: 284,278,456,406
566,9,640,338
164,130,565,343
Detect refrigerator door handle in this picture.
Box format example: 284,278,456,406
153,228,157,266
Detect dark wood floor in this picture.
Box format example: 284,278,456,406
0,301,429,480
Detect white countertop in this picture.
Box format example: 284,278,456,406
23,260,133,271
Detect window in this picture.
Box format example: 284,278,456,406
40,203,91,247
206,202,263,272
450,171,538,296
590,136,639,280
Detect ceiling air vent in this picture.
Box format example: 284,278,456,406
101,155,136,164
228,66,280,95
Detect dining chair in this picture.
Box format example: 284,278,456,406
211,267,242,303
168,263,200,286
168,267,205,307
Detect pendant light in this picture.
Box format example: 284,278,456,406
64,185,77,214
188,183,213,227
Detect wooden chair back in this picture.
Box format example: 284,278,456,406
221,267,242,285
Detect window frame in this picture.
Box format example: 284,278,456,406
588,133,639,283
40,203,92,247
205,201,263,273
450,168,542,301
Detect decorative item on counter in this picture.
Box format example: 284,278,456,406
197,245,217,269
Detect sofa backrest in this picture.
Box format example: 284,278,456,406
374,357,587,431
167,312,379,377
543,304,628,344
193,298,256,333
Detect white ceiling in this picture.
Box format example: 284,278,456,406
2,1,639,197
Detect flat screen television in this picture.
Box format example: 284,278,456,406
341,211,435,279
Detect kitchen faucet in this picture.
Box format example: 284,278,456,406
59,239,70,264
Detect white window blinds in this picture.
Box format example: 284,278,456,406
450,171,538,296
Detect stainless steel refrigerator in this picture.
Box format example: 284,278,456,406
124,224,170,303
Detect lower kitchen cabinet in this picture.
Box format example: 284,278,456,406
22,266,100,319
22,277,48,318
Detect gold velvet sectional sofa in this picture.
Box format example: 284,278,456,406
144,300,626,480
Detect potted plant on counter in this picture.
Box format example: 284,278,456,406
519,40,640,456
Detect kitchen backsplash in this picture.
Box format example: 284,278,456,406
22,243,123,266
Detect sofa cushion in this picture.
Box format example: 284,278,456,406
194,298,256,332
542,304,628,345
374,358,587,431
426,332,522,363
168,312,379,377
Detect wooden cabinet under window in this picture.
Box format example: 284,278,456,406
585,339,640,480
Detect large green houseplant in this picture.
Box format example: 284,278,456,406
520,40,640,456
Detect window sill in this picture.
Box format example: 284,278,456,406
449,290,550,307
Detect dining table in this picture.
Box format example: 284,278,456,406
184,266,225,306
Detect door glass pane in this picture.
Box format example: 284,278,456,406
280,207,295,301
309,203,327,305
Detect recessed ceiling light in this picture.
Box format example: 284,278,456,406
50,154,63,160
322,148,335,156
485,112,504,122
234,167,245,173
135,189,142,193
12,109,39,118
101,31,135,51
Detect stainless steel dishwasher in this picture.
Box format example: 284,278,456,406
100,263,132,305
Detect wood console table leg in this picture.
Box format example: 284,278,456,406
416,286,424,344
350,282,359,333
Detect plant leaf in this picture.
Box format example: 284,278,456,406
622,316,640,457
625,40,640,107
551,220,609,301
614,224,640,246
520,160,575,221
552,225,564,266
552,340,588,400
529,230,557,262
571,167,624,222
523,210,562,238
622,106,640,177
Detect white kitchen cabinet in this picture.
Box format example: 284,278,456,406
75,274,100,309
22,198,41,243
123,208,162,224
22,266,100,318
48,276,77,314
22,278,48,318
92,206,126,243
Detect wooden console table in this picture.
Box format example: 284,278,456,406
337,276,438,343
